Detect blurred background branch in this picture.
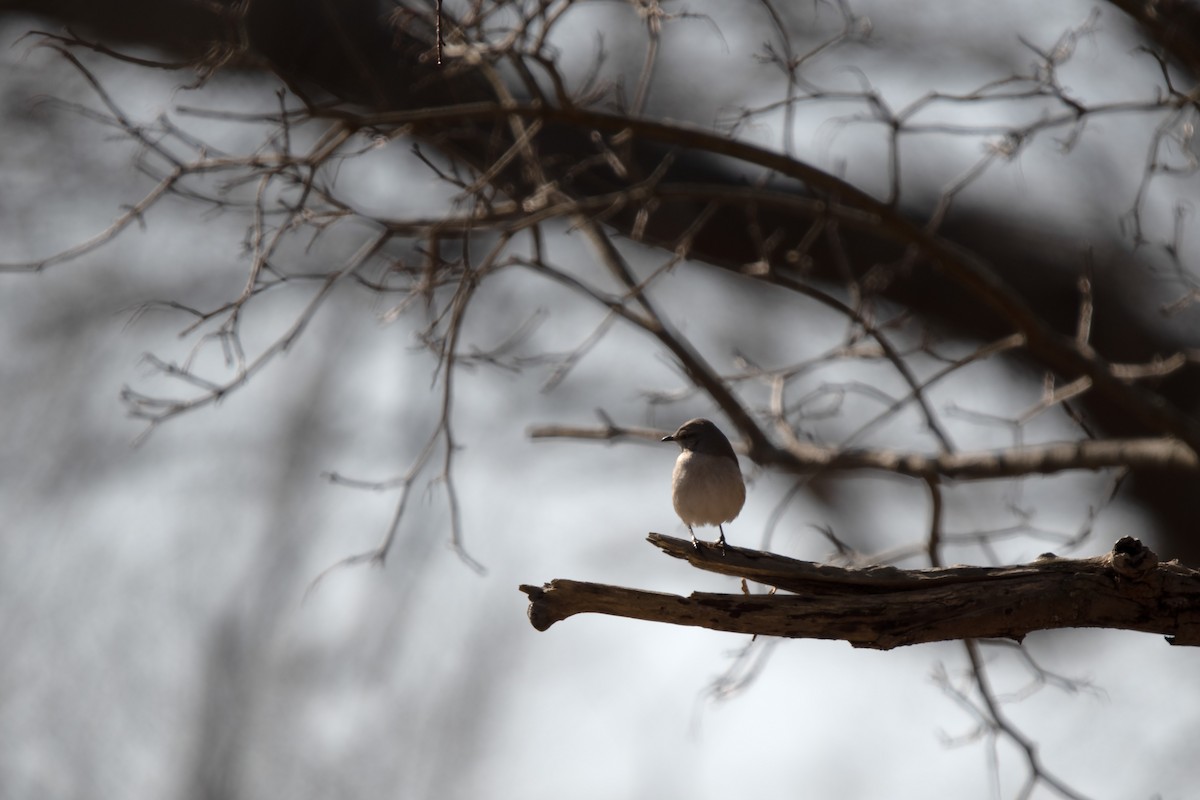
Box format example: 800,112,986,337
5,2,1200,799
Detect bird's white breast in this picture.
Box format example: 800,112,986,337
671,450,746,526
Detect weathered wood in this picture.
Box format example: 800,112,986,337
519,536,1200,648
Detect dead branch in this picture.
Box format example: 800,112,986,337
520,535,1200,648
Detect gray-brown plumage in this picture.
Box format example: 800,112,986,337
662,418,746,553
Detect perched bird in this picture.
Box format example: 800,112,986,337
662,418,746,553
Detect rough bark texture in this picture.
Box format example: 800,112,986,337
520,535,1200,648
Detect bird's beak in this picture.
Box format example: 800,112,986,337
661,434,674,442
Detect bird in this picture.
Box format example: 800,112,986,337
662,418,746,553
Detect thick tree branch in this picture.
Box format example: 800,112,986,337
12,1,1200,556
520,536,1200,648
1104,0,1200,78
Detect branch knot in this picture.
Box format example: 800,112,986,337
1109,536,1159,579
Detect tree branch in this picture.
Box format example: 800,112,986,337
519,535,1200,648
528,422,1198,479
